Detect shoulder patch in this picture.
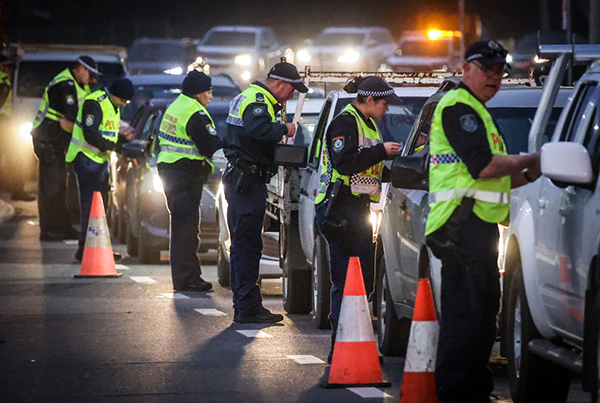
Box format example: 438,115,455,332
459,114,479,133
198,110,206,115
206,124,217,136
98,94,107,102
332,136,345,153
253,106,265,116
85,114,95,127
65,95,75,105
256,93,265,102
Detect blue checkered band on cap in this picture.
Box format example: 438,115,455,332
357,88,395,97
430,153,462,165
268,74,303,84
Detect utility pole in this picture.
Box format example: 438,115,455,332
459,0,465,58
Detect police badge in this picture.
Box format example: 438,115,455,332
65,95,75,105
206,124,217,135
253,106,264,116
85,114,95,127
459,114,478,133
332,136,345,152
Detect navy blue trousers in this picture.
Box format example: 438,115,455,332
72,154,108,254
222,168,265,316
159,167,207,289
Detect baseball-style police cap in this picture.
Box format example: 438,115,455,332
77,55,102,78
357,76,403,105
268,62,308,93
465,40,509,67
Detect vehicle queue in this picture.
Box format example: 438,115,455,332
2,24,600,403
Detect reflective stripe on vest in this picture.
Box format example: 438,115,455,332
226,84,277,127
425,88,511,236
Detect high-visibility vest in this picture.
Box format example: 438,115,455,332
32,68,90,130
156,93,215,171
425,88,511,236
315,104,384,204
65,90,119,164
225,83,277,127
0,70,12,118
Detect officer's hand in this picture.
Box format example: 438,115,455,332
285,123,297,138
383,142,402,156
526,151,541,180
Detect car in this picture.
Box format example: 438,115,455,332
196,26,291,85
377,80,570,357
384,30,463,73
128,38,200,75
296,27,396,72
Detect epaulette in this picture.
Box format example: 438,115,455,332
256,93,265,102
98,94,107,102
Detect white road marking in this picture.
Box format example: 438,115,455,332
130,276,157,284
347,387,391,398
236,330,272,338
286,355,324,364
62,240,78,245
160,293,189,299
116,264,130,270
194,308,227,316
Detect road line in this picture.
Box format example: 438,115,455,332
160,293,189,299
236,330,272,338
194,308,227,316
62,240,78,245
286,355,324,364
130,276,157,284
116,264,130,270
347,387,391,398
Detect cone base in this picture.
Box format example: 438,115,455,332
320,381,392,389
74,273,122,278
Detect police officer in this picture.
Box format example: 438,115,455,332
425,41,540,403
0,55,34,201
157,71,222,292
65,78,134,262
32,56,101,241
222,62,306,324
314,76,402,363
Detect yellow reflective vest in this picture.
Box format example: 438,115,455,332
0,70,12,118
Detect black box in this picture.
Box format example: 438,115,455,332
274,144,308,168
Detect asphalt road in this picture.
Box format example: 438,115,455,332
0,193,591,402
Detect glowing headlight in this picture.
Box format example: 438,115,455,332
297,49,311,62
153,174,164,193
164,66,183,75
338,50,360,63
505,53,513,64
235,54,252,66
18,123,33,140
533,55,549,64
241,71,252,82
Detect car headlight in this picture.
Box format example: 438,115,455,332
297,49,311,62
153,174,164,193
338,50,360,63
18,122,33,140
533,55,549,64
505,53,513,64
235,54,252,66
241,71,252,81
164,66,183,75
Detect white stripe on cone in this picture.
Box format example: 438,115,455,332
404,320,439,373
84,216,112,248
336,295,376,343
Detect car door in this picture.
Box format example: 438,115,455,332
535,81,600,338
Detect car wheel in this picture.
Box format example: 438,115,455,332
126,215,139,257
375,256,409,356
312,233,331,329
138,225,161,264
505,261,570,402
281,217,312,314
217,239,230,287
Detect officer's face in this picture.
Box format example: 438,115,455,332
368,98,389,120
196,90,213,107
75,66,91,86
274,81,295,103
112,95,130,107
463,61,503,103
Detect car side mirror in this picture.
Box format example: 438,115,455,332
121,140,148,159
391,154,429,190
541,142,593,186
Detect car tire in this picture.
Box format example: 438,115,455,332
217,239,230,287
312,233,331,329
117,208,127,244
281,217,312,314
375,256,409,357
138,225,161,264
505,261,571,403
126,215,139,257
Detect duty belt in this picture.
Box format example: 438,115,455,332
228,159,273,179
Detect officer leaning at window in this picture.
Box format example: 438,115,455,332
157,70,222,292
65,78,134,262
314,76,402,364
32,55,101,242
221,62,305,324
424,40,541,403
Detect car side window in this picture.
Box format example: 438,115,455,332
308,99,333,167
140,111,159,141
407,106,435,156
560,82,598,142
583,108,600,178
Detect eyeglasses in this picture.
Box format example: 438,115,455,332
470,61,507,78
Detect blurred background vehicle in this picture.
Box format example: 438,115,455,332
384,30,463,73
296,27,395,72
128,37,200,75
196,26,292,86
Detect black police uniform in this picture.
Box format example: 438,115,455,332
158,96,222,291
427,82,503,402
32,71,81,240
221,81,288,321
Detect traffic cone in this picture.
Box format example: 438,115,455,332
74,192,122,278
398,278,440,403
322,256,391,388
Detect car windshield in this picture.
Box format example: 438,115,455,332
203,31,256,47
334,96,429,145
129,43,185,62
314,33,365,47
16,60,126,97
399,40,450,57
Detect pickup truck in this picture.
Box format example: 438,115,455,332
499,44,600,402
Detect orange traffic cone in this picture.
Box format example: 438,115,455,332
74,192,122,278
398,278,440,403
322,256,391,388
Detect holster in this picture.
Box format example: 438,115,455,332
234,158,257,194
